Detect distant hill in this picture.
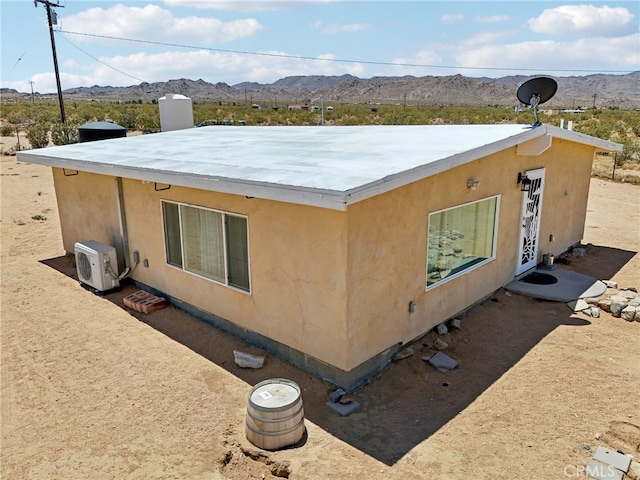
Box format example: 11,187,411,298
62,78,240,100
4,72,639,109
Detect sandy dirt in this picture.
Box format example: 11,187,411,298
1,151,639,480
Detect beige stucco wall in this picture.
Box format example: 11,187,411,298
52,169,123,267
52,170,350,370
535,139,595,257
344,140,595,369
51,137,596,375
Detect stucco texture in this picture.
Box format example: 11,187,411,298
344,139,596,368
53,168,353,370
52,169,123,269
50,137,596,374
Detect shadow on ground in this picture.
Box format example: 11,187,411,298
559,244,636,285
39,244,635,466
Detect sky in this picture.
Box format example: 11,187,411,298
1,0,639,94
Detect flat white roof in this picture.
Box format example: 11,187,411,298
18,124,621,210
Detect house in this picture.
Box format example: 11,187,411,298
17,124,621,390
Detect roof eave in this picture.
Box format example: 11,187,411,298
17,151,350,211
543,124,623,152
343,125,623,206
18,124,621,212
344,126,545,205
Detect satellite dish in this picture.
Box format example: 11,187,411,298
516,77,558,126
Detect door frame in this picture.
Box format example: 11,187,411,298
516,168,546,276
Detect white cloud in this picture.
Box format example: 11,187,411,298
453,33,640,74
474,15,510,24
391,49,444,70
459,30,515,48
19,48,367,93
2,80,39,94
314,21,369,34
441,13,464,25
60,4,262,44
528,5,635,37
378,30,639,79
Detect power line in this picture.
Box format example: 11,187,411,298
59,34,147,83
7,37,38,76
57,29,633,75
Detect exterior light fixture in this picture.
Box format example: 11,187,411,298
467,178,480,190
517,172,532,192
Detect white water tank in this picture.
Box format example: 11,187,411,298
158,94,194,132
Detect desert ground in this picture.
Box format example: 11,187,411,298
1,148,639,479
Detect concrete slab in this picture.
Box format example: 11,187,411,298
567,299,590,312
505,268,606,302
586,459,623,480
326,400,360,416
428,351,458,373
593,446,632,473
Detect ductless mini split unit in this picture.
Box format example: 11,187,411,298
74,241,120,292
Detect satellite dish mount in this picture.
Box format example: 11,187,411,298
516,77,558,127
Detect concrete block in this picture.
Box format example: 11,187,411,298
586,459,623,480
434,339,448,351
123,290,167,314
593,446,632,473
326,400,360,416
428,351,458,373
436,323,448,335
449,318,462,329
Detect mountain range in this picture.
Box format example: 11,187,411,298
2,72,639,109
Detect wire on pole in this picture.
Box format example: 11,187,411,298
35,0,68,142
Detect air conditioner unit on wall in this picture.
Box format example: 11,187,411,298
74,241,120,292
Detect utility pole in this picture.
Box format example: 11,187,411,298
311,96,324,126
27,80,35,103
35,0,68,140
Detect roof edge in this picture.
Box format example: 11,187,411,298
344,125,623,206
344,126,544,205
17,152,350,211
17,124,621,212
543,124,623,152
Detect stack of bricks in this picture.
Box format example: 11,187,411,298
123,290,167,314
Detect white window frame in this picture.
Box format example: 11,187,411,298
426,195,500,291
161,200,251,294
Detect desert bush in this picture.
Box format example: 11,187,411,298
0,125,14,136
51,121,80,145
3,97,639,136
115,107,139,130
25,123,49,149
575,118,610,140
4,109,28,126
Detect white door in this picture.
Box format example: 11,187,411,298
516,168,545,275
